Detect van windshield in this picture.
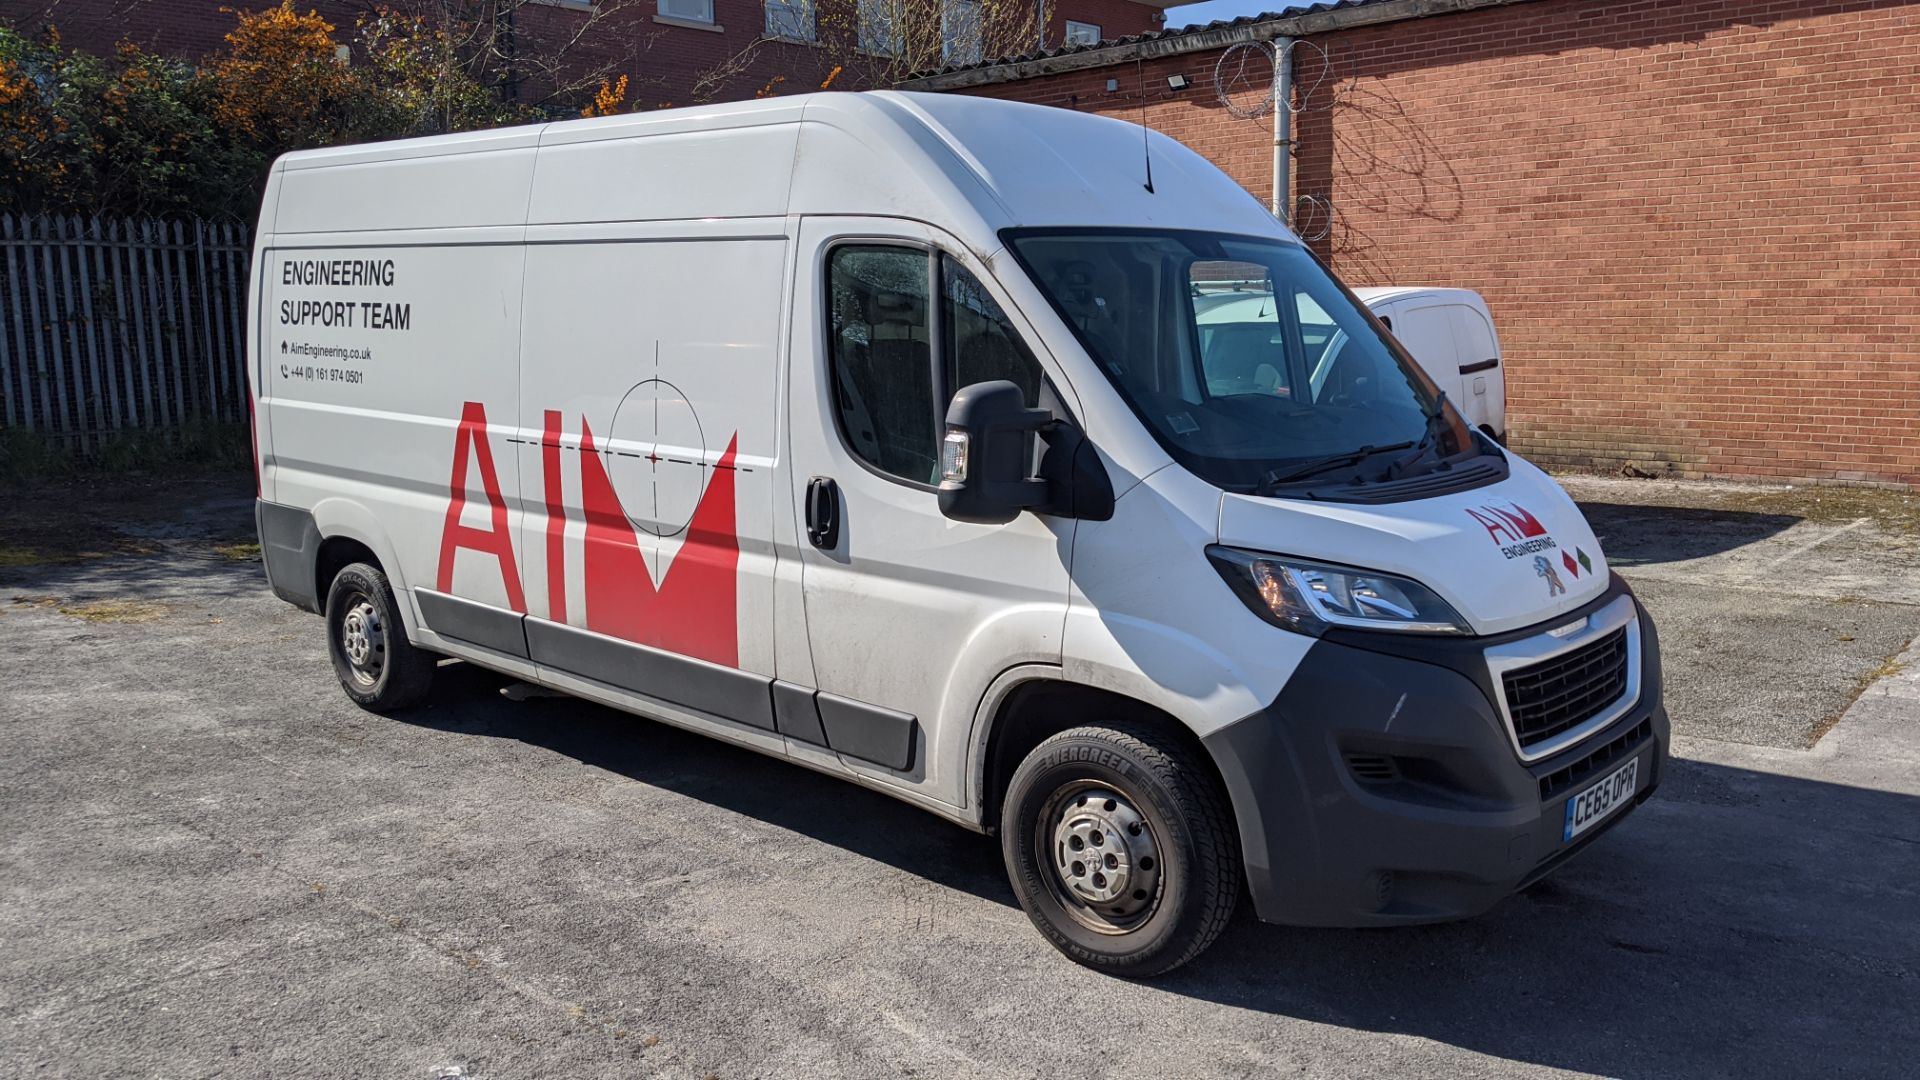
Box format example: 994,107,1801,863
1005,229,1477,492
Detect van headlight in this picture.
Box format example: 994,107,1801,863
1206,546,1470,636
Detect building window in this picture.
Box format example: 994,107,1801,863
765,0,815,40
1065,20,1101,46
942,0,983,65
658,0,714,23
858,0,903,56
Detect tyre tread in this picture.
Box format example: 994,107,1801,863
1008,718,1242,975
327,562,434,711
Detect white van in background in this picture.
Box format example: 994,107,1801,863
1355,287,1506,443
1194,285,1506,442
250,92,1665,976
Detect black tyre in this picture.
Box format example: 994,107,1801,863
1001,721,1241,976
324,562,435,711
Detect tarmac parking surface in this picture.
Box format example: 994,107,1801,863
1,475,1915,1078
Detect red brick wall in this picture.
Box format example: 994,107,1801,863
955,0,1920,488
0,0,276,56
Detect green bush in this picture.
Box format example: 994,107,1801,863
0,4,549,222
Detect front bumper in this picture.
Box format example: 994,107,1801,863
1203,574,1667,927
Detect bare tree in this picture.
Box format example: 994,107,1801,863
330,0,653,111
693,0,1052,104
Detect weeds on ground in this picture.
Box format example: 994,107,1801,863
0,426,253,572
57,598,172,623
0,422,250,485
1717,486,1920,534
1555,469,1919,535
9,595,174,623
214,542,262,561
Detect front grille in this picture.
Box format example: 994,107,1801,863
1502,627,1630,752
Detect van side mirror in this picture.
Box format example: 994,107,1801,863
938,380,1051,524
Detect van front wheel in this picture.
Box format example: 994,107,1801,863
324,562,435,711
1001,722,1241,976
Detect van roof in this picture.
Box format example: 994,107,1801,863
265,91,1288,248
1350,286,1487,308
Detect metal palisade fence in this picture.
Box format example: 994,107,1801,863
0,213,252,451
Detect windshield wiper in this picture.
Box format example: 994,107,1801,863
1384,392,1452,479
1257,441,1414,494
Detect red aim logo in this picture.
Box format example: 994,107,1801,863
435,400,740,667
1465,502,1548,546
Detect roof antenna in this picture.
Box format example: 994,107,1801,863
1137,58,1155,194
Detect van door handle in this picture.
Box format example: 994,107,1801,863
805,476,840,549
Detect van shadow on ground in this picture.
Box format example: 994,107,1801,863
1572,501,1801,570
405,659,1914,1079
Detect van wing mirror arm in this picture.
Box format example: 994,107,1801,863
1034,418,1114,522
938,381,1113,525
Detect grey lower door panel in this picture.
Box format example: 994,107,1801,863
523,616,777,732
414,588,530,659
816,692,917,771
773,681,919,771
418,605,915,770
771,680,829,746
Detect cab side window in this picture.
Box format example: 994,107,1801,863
828,246,939,483
942,254,1041,408
827,246,1043,486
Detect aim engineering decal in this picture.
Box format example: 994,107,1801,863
435,400,741,668
1465,501,1593,599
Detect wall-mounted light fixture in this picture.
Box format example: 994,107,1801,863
1166,73,1191,92
1106,78,1120,93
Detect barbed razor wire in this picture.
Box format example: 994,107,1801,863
1212,38,1334,119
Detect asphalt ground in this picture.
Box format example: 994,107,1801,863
1,473,1916,1079
1560,475,1920,748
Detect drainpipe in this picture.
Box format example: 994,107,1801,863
1272,38,1293,224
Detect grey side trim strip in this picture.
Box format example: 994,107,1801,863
524,617,776,731
817,692,917,772
415,589,530,659
256,499,321,612
771,680,828,746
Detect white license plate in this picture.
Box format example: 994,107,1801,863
1562,757,1639,842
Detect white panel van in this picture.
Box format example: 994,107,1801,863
249,92,1666,975
1199,286,1508,444
1354,286,1507,442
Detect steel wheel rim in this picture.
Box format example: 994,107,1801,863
1034,780,1165,935
338,593,385,688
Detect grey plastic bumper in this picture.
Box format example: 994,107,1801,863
1203,576,1667,927
256,499,322,613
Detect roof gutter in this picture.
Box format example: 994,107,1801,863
904,0,1544,92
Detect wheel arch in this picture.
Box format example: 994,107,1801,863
315,535,382,609
306,498,417,633
969,672,1234,838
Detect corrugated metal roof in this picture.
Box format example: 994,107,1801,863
912,1,1395,81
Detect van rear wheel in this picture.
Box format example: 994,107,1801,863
1001,721,1240,976
324,562,435,711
